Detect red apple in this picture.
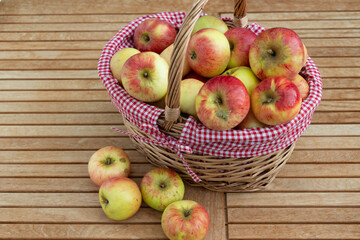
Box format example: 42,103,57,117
133,18,177,54
292,74,309,100
99,177,141,221
184,71,209,83
88,146,130,186
140,168,185,212
161,200,210,240
225,27,257,68
187,28,230,78
195,75,250,131
249,27,305,80
251,77,302,125
121,51,169,102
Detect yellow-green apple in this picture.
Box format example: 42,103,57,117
140,168,185,212
225,27,257,68
302,43,308,66
99,177,141,221
191,15,228,35
222,66,260,96
133,18,177,54
292,74,309,100
160,44,191,78
249,27,305,80
235,107,267,130
184,71,209,83
161,200,210,240
121,51,169,102
180,78,204,117
195,75,250,131
251,77,302,125
187,28,230,78
110,48,140,83
88,146,130,186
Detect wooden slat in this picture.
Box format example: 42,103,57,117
316,101,360,111
0,80,104,90
0,41,107,50
312,112,360,124
0,113,122,125
0,150,144,164
308,47,360,57
0,137,134,150
228,208,360,223
0,102,117,113
288,150,360,163
322,78,360,89
296,137,360,149
0,70,98,78
302,124,360,136
277,164,360,177
0,23,126,32
319,68,360,78
0,207,162,223
0,32,116,41
228,224,360,239
312,57,360,67
0,224,167,239
0,60,98,70
248,20,360,29
227,192,360,207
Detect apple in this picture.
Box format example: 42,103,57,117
303,43,308,66
184,71,209,83
121,51,169,102
110,48,140,83
195,75,250,131
160,44,191,78
179,78,204,117
222,66,260,96
249,27,305,80
99,177,142,221
251,77,302,125
292,74,309,100
88,146,130,186
187,28,230,78
140,168,185,212
225,27,257,68
133,18,177,54
235,107,267,130
161,200,210,240
191,15,228,35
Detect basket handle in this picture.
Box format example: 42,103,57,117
163,0,248,131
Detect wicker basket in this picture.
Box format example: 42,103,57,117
98,0,322,192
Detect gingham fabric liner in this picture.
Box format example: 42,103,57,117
98,11,322,159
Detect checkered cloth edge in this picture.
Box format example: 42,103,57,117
98,11,322,159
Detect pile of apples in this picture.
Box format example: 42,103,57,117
110,15,309,131
88,146,210,240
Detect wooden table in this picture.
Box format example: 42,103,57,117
0,0,359,239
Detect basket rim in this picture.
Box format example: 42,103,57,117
97,11,323,159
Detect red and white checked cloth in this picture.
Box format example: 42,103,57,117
98,12,322,161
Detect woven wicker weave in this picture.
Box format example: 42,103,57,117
122,0,296,192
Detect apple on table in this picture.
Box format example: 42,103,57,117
99,177,142,221
161,200,210,240
88,146,130,186
133,18,177,54
140,168,185,212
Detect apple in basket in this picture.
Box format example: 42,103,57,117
249,27,306,80
110,47,140,83
251,77,302,126
160,43,192,78
121,51,169,102
140,168,185,212
180,78,204,118
187,28,230,78
133,18,177,54
292,74,310,100
222,66,260,96
191,15,228,35
88,146,130,186
196,75,250,131
234,107,267,130
224,27,257,68
161,200,210,240
99,177,141,221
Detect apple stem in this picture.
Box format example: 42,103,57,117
183,209,192,218
267,49,276,56
190,51,197,60
105,157,113,165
